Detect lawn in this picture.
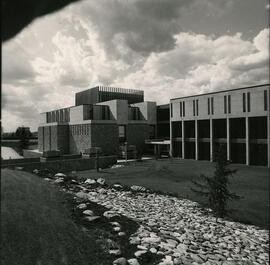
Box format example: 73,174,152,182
77,158,269,229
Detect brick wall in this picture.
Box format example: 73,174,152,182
38,125,69,154
126,124,150,154
69,123,119,155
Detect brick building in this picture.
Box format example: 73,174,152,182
38,86,156,156
170,84,270,167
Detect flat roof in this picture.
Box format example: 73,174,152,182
170,83,270,101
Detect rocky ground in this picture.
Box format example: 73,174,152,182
34,169,269,265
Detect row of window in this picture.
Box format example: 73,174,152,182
171,89,268,118
70,124,91,135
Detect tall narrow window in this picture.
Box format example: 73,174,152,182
193,100,195,116
207,98,210,115
211,97,214,114
264,90,268,111
196,99,199,116
224,95,227,114
243,93,246,112
180,102,182,117
183,101,185,117
228,95,231,113
170,103,173,118
247,92,250,112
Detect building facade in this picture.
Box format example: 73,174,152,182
170,84,270,167
38,86,156,156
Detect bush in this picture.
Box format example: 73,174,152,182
191,144,240,219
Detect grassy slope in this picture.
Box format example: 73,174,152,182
1,169,108,265
77,159,269,229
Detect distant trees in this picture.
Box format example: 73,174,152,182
15,126,32,151
191,144,240,220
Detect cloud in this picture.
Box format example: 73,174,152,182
1,0,269,132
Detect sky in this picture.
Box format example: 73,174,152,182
2,0,269,132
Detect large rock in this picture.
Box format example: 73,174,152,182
83,209,94,216
113,257,127,265
127,258,140,265
97,178,106,185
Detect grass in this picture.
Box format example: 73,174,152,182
76,158,269,229
2,168,161,265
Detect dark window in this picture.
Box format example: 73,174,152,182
207,98,210,115
180,102,182,117
247,92,250,112
224,95,227,114
264,90,268,111
170,103,173,118
243,93,246,112
193,100,195,116
211,97,214,114
118,125,126,143
228,95,231,113
183,101,185,117
149,125,155,139
196,99,199,116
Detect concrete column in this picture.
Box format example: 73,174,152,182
267,88,270,168
169,120,173,157
246,117,250,166
227,118,230,161
210,119,213,162
182,120,185,159
195,119,198,160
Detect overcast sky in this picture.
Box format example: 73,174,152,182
2,0,269,132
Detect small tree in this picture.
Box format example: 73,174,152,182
15,126,31,152
191,144,240,220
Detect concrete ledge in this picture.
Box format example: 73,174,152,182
1,155,117,172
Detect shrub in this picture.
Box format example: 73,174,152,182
191,144,240,220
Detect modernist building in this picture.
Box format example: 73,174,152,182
170,84,270,167
38,86,156,156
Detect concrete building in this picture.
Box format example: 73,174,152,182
38,86,156,156
170,84,270,167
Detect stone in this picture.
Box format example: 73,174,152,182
149,248,157,253
76,191,89,200
77,203,87,209
110,249,121,256
104,211,119,219
85,216,100,222
113,227,121,232
113,257,127,265
83,210,94,216
118,232,126,237
54,178,64,183
33,169,40,174
97,178,105,185
127,258,140,265
85,178,96,185
110,222,121,227
131,185,146,192
55,173,66,177
134,250,147,257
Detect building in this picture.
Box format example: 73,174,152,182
170,84,270,167
38,86,156,156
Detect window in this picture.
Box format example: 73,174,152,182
247,92,250,112
193,100,195,116
211,97,214,114
228,95,231,113
224,95,227,114
243,93,246,112
170,103,173,118
180,102,182,117
264,90,268,111
207,98,210,115
196,99,199,116
101,106,110,120
132,107,140,120
149,125,155,139
118,125,126,143
183,101,185,117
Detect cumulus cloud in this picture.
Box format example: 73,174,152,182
1,0,269,132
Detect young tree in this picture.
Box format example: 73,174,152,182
15,126,31,152
191,144,240,220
